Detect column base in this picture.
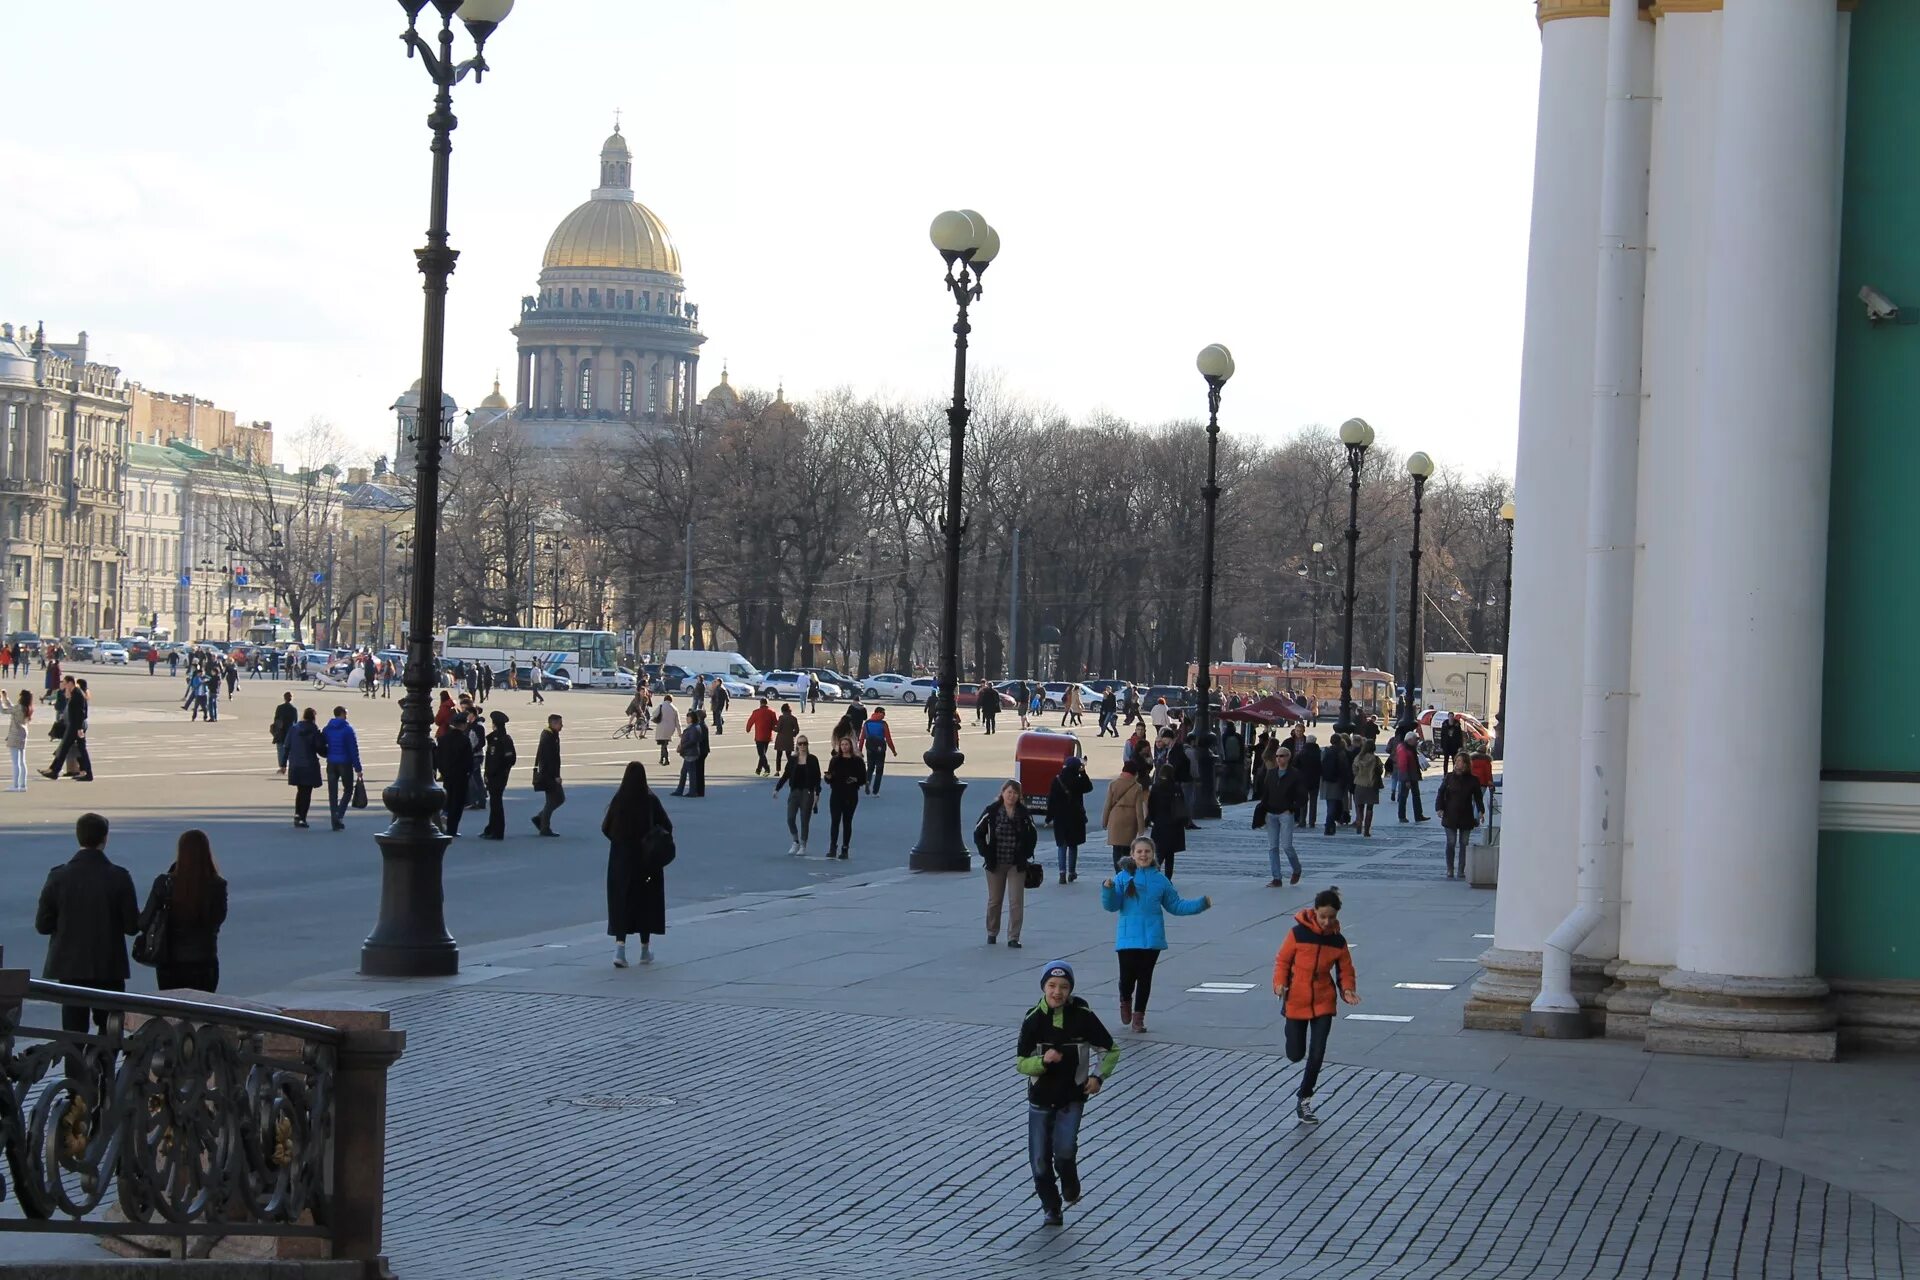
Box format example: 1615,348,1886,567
1602,960,1673,1040
1830,978,1920,1052
1646,969,1837,1061
1463,948,1539,1032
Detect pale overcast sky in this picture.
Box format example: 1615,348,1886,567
1,2,1541,477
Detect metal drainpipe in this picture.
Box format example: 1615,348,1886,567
1524,0,1651,1038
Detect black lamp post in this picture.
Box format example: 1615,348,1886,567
223,540,239,642
361,0,511,978
197,556,214,638
911,208,1000,873
1335,417,1374,730
1494,499,1514,760
1399,450,1435,724
1191,343,1235,821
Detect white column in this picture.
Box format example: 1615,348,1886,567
1466,4,1609,1030
1651,0,1842,1060
1613,3,1721,1035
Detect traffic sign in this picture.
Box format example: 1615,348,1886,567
234,572,249,587
311,571,327,584
178,574,191,587
1283,640,1297,659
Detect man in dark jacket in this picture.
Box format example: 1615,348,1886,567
481,711,517,839
271,692,298,774
1319,736,1353,835
35,812,139,1033
1016,961,1119,1227
43,674,92,781
437,711,475,836
1260,748,1308,887
1437,714,1465,765
709,680,728,736
531,713,564,836
321,706,363,831
1296,737,1323,825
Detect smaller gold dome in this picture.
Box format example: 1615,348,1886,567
543,199,681,274
602,130,629,155
479,376,509,410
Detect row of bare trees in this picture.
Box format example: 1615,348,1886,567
221,384,1513,684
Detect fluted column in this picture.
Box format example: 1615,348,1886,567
1465,0,1610,1030
1649,0,1844,1061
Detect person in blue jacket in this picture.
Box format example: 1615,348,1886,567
1101,834,1211,1034
320,705,364,832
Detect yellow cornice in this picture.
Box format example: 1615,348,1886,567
1649,0,1720,15
1538,0,1654,24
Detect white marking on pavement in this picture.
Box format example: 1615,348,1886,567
1434,958,1484,964
1187,982,1257,993
1473,933,1494,939
1346,1014,1414,1022
1393,982,1456,991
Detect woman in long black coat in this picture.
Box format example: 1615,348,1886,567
285,708,324,829
1146,764,1188,878
1046,755,1093,884
604,760,674,969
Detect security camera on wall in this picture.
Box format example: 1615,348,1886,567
1858,285,1913,325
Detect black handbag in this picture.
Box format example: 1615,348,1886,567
132,876,170,967
1023,861,1045,890
351,777,369,809
1252,801,1269,829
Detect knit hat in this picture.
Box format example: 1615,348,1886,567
1041,961,1075,991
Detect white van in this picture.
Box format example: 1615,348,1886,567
666,649,763,684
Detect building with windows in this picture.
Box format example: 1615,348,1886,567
0,323,129,638
486,124,706,452
124,443,189,636
128,385,273,463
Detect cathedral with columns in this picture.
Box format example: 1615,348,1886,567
1472,0,1914,1058
500,124,706,449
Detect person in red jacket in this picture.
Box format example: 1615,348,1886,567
1272,886,1361,1124
745,697,779,776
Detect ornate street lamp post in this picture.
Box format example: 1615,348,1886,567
1399,451,1435,724
1335,417,1374,730
1191,343,1235,821
223,540,239,642
1494,500,1514,760
361,0,512,978
911,209,1000,872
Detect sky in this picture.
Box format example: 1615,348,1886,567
0,2,1541,478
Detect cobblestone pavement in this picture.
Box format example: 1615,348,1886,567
379,988,1918,1279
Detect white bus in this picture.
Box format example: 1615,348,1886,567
441,625,627,688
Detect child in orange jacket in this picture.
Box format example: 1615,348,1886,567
1272,886,1361,1124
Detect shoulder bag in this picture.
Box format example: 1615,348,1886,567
132,876,171,967
1023,861,1045,890
351,776,370,809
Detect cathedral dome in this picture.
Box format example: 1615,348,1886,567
478,376,509,409
543,199,681,274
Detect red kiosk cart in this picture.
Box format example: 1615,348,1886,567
1015,727,1083,817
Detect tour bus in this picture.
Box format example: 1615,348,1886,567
442,625,626,688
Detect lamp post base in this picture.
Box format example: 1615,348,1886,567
909,770,971,872
1192,742,1221,820
360,822,459,977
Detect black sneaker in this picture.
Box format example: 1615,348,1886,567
1042,1207,1064,1227
1297,1098,1319,1125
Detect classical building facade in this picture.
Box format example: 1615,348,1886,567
493,125,707,451
129,386,274,463
1472,0,1914,1058
0,323,129,638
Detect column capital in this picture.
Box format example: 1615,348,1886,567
1538,0,1653,23
1649,0,1719,15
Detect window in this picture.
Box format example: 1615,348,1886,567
642,292,651,312
621,364,635,416
623,290,633,309
589,288,599,308
577,365,594,412
571,289,581,308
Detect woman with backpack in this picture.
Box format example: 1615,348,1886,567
1435,751,1487,880
604,760,674,968
1350,738,1385,837
1100,759,1151,873
1048,755,1093,884
1102,835,1210,1034
139,829,228,993
975,779,1038,948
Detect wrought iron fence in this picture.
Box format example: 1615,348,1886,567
0,972,386,1258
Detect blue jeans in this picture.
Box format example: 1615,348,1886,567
1268,812,1299,880
1027,1099,1083,1208
1055,843,1078,876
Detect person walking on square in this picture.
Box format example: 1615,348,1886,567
529,658,546,705
531,713,565,836
35,812,139,1034
1016,961,1119,1228
862,706,896,795
1144,763,1188,879
139,829,228,993
271,691,297,774
1098,686,1118,737
807,672,821,714
746,697,778,776
1100,759,1150,874
204,673,220,723
1296,734,1323,827
321,705,363,831
1435,752,1486,880
772,702,799,774
674,708,709,797
44,676,92,781
1260,747,1308,887
1273,887,1361,1124
1103,836,1211,1033
1320,733,1353,836
480,711,517,839
979,678,999,734
1395,731,1430,822
1350,737,1384,837
436,711,474,836
4,688,34,791
604,760,674,968
285,706,324,828
824,735,867,859
773,734,821,855
976,780,1037,948
464,704,487,810
690,674,707,717
653,693,680,768
709,679,729,736
1048,755,1092,884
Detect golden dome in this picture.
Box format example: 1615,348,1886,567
542,197,681,274
479,376,509,410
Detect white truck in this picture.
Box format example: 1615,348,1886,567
1422,652,1504,722
665,649,763,687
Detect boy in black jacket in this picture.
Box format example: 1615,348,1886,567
1016,961,1119,1226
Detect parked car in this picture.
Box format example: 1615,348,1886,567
66,637,98,660
797,666,861,696
95,642,129,665
898,677,941,704
496,662,573,692
637,662,695,693
5,632,44,658
956,684,1019,710
123,638,157,662
861,673,912,701
698,674,755,701
1082,677,1130,700
759,669,842,701
1140,684,1198,713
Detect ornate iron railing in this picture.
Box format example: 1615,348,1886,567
0,975,346,1248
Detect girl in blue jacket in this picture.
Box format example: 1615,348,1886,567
1101,835,1210,1033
